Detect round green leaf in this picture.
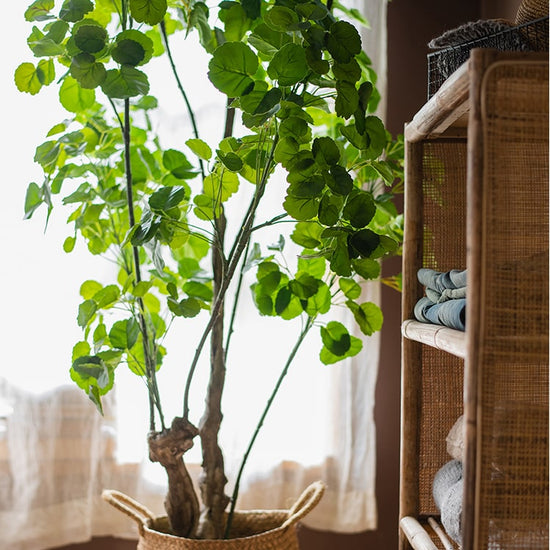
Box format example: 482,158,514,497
100,66,150,99
267,43,309,87
73,19,107,53
326,20,362,63
312,137,340,168
283,195,319,221
15,62,44,95
327,165,353,195
264,6,299,32
130,0,167,25
291,221,323,248
343,191,376,228
335,80,359,119
112,30,154,67
59,75,95,112
346,300,383,335
70,52,106,89
60,0,94,23
208,42,258,97
349,228,381,257
320,320,351,356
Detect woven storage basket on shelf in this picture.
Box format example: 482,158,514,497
103,481,325,550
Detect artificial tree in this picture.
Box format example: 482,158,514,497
17,0,403,540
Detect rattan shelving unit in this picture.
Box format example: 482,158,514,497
399,49,549,550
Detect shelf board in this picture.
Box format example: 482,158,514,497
401,516,457,550
401,320,466,359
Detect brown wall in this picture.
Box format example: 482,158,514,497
56,2,524,550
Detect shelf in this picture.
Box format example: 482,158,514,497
401,320,466,359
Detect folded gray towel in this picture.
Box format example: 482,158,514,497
433,459,463,546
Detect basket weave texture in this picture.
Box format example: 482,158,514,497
103,481,325,550
515,0,549,24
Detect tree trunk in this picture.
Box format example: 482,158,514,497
148,417,200,538
196,211,230,539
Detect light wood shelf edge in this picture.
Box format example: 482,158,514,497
401,320,466,359
400,517,440,550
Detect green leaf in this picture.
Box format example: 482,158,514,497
303,281,331,315
296,2,329,21
267,43,309,87
333,59,361,83
112,29,154,66
283,195,319,221
109,319,140,349
77,299,97,327
186,138,212,160
289,273,320,300
217,151,243,172
335,80,359,119
343,191,376,228
24,182,43,219
320,333,362,364
312,137,340,168
346,300,383,335
339,278,361,299
70,52,106,89
288,175,325,199
163,149,196,179
130,0,167,25
15,62,47,95
203,171,239,202
149,186,186,211
70,354,114,414
320,320,351,356
72,340,91,362
352,258,381,280
264,6,299,32
63,235,76,252
291,221,323,248
326,20,362,63
73,19,107,53
168,296,202,318
274,137,300,168
248,23,291,56
220,3,249,42
318,193,342,226
59,76,95,112
349,228,380,257
100,66,150,99
60,0,94,22
208,42,258,97
183,281,213,301
92,284,120,308
80,279,103,299
132,281,153,297
362,116,387,159
326,165,353,195
25,0,55,22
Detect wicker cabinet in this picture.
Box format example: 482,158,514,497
399,49,548,550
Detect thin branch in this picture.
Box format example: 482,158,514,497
182,132,279,420
160,19,205,180
224,316,316,538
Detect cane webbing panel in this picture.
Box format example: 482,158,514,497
415,140,468,516
476,61,549,549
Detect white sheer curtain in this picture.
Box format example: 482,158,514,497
0,2,388,548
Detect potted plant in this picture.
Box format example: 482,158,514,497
16,0,403,545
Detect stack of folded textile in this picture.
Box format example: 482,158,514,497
414,268,467,331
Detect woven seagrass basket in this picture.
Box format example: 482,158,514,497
515,0,549,24
103,481,325,550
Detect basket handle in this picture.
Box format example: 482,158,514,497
281,481,326,529
102,489,156,533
